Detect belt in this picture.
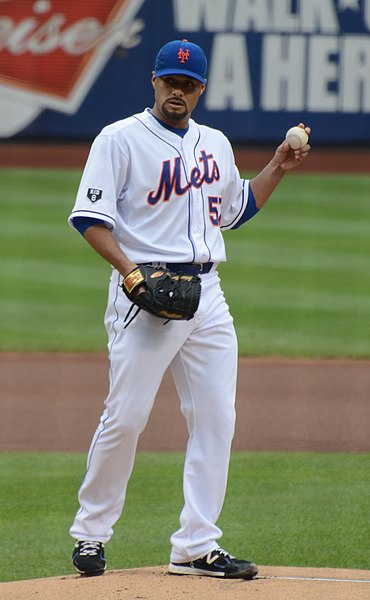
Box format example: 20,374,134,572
143,262,214,276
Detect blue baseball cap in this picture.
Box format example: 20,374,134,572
154,39,207,84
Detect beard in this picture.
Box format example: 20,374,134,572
161,100,188,122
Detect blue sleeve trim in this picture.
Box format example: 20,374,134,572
72,216,107,235
231,186,259,229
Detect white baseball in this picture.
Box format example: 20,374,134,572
285,126,308,149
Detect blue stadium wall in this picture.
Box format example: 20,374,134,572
1,0,369,144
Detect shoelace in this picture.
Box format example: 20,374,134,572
124,303,141,328
78,541,102,556
214,548,235,560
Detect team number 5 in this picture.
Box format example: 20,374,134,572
208,196,221,226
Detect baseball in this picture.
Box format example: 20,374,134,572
285,126,308,149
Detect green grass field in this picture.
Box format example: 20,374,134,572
1,168,370,356
1,451,369,582
1,167,369,582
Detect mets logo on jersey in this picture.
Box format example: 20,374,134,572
0,0,145,137
147,151,220,205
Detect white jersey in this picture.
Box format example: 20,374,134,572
69,108,251,264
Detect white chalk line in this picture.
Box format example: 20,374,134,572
257,575,370,583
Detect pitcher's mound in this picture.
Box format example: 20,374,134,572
2,565,370,600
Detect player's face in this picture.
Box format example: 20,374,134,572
151,74,205,128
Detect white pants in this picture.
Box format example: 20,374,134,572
70,268,238,562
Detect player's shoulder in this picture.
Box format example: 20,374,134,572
193,120,229,141
99,110,148,138
192,120,232,150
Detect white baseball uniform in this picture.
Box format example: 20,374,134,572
68,108,257,563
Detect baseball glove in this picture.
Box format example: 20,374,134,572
121,265,201,323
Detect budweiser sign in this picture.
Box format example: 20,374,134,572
0,0,145,136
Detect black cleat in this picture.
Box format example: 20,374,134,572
72,540,106,576
169,547,258,579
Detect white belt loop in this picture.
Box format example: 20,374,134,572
149,261,166,269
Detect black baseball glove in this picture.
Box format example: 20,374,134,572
121,265,201,323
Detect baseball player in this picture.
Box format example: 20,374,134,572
68,39,311,578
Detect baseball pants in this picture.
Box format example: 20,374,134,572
70,268,238,562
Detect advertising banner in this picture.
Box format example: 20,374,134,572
0,0,369,143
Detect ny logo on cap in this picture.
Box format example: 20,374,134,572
178,48,190,64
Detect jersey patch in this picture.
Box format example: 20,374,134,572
87,188,103,203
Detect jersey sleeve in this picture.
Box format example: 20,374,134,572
68,133,128,231
71,216,108,235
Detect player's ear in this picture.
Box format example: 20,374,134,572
199,82,206,95
151,72,157,89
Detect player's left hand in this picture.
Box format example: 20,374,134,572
274,123,311,171
121,265,201,323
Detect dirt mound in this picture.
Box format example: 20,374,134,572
2,565,370,600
